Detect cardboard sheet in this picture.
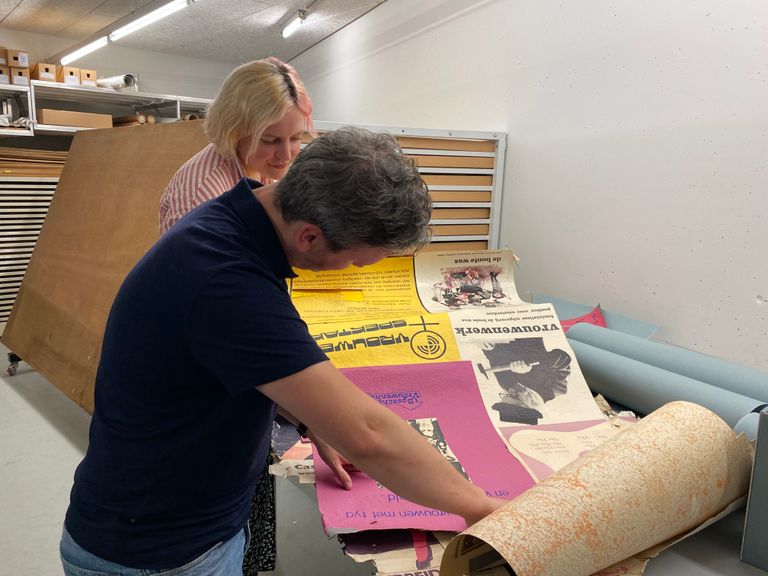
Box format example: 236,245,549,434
314,361,535,535
441,401,754,576
1,121,209,411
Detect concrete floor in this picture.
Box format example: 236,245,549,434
0,342,372,576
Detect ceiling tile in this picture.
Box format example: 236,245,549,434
92,0,155,19
1,0,387,63
0,0,105,37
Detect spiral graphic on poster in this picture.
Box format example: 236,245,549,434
410,330,447,360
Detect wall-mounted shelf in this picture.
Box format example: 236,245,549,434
0,84,33,138
10,81,214,135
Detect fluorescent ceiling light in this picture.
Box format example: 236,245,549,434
110,0,188,42
60,36,109,66
281,9,307,38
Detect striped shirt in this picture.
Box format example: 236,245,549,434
159,143,254,234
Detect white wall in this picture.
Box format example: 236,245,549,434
293,0,768,371
0,28,233,98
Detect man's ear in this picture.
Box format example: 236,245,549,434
293,223,325,254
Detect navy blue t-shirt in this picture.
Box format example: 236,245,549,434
65,178,327,568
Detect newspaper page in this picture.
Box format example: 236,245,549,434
411,250,612,480
412,250,524,310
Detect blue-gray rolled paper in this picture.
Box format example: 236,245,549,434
567,323,768,402
570,340,764,428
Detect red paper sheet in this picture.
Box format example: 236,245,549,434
560,304,607,333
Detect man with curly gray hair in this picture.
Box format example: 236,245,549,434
61,127,504,576
275,126,432,255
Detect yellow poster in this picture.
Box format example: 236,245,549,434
291,256,426,323
308,313,460,368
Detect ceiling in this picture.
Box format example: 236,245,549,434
0,0,386,64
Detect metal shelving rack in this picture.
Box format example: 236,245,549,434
25,80,212,135
0,177,58,337
0,84,34,138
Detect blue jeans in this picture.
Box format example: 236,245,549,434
60,525,247,576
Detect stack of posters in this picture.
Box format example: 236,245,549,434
289,250,626,485
281,249,753,576
276,249,633,575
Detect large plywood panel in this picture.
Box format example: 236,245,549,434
1,121,209,412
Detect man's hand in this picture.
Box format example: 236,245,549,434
462,490,509,527
307,429,357,490
263,361,514,522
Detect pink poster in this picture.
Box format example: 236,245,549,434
314,361,536,535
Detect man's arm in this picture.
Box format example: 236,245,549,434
276,406,355,489
259,360,504,526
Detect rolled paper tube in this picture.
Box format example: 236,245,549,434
567,323,768,402
113,114,145,124
734,406,768,441
96,74,136,89
145,114,157,124
441,401,754,576
570,339,763,427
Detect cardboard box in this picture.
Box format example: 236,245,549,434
10,67,30,86
31,62,57,81
57,66,80,85
0,65,9,85
7,49,29,68
37,109,113,129
0,48,8,66
80,69,97,86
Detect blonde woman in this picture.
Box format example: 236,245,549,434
159,57,313,233
158,57,313,575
